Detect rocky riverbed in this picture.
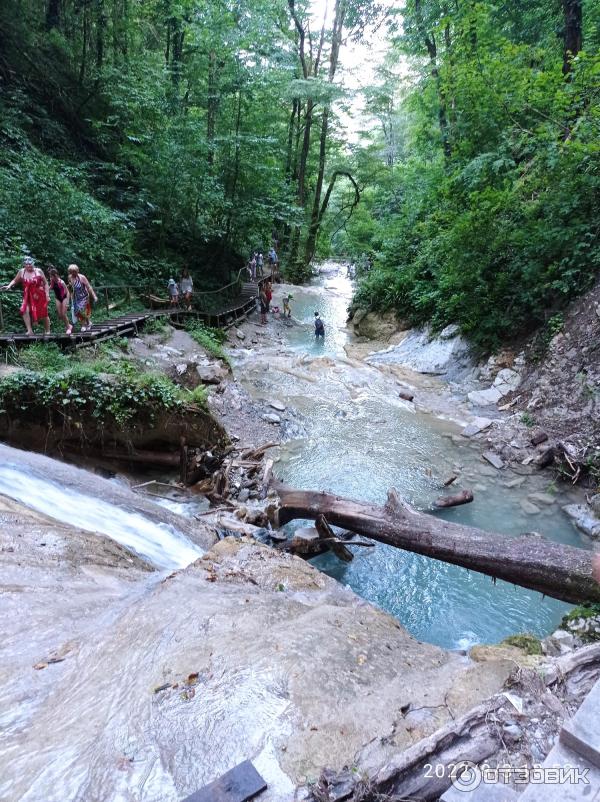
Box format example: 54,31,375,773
1,264,600,801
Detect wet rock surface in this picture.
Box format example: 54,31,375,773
0,509,512,802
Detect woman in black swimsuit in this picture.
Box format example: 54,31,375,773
48,267,72,334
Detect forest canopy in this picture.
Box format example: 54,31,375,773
344,0,600,349
0,0,599,349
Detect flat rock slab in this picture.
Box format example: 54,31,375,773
560,678,600,769
482,451,505,470
183,760,267,802
468,387,503,406
268,400,286,411
461,417,493,437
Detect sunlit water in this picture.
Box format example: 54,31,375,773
235,263,589,650
0,463,202,569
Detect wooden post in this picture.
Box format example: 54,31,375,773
126,286,131,304
104,287,110,316
0,295,4,332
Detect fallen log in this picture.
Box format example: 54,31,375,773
434,489,473,508
311,642,600,802
275,486,600,604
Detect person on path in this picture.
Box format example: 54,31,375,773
168,278,179,307
180,268,193,310
282,293,293,318
68,264,97,332
314,311,325,338
3,257,51,336
249,254,257,281
257,251,264,278
259,286,268,325
48,266,72,334
268,247,279,280
264,279,272,312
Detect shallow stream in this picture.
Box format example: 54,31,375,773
233,264,590,650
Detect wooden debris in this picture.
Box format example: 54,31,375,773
275,486,600,604
442,474,458,487
398,391,414,402
434,489,474,508
182,760,267,802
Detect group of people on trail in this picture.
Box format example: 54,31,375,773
246,247,279,282
257,280,325,338
167,268,194,310
3,257,97,336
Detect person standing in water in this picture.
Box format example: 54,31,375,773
282,293,293,318
68,264,97,332
3,256,51,335
314,311,325,338
48,266,72,334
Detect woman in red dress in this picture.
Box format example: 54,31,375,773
3,257,50,335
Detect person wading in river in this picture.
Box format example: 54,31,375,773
68,264,97,332
314,311,325,338
48,266,72,335
3,257,51,336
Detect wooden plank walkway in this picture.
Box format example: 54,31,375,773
0,273,271,349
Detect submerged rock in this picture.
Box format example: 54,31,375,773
563,504,600,539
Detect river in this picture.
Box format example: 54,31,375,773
232,263,589,650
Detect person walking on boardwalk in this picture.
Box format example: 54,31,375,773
3,257,51,336
168,278,179,307
68,264,97,332
48,266,72,335
257,251,264,278
180,268,193,310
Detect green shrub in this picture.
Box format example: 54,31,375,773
185,321,229,363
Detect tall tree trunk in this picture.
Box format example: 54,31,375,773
95,0,105,69
225,90,243,244
46,0,61,30
79,3,89,83
414,0,451,160
563,0,582,74
303,0,347,265
207,49,219,166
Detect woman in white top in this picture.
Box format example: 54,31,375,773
180,268,193,311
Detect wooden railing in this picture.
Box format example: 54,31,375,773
0,267,271,332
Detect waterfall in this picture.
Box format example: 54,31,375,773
0,463,203,569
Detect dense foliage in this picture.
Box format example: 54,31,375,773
0,0,375,290
0,341,207,426
343,0,600,350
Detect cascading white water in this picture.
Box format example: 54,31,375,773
0,463,202,569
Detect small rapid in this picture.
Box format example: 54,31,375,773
0,461,203,569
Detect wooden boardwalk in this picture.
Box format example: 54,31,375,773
0,272,270,349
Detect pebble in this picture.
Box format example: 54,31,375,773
502,723,523,741
262,413,281,424
268,399,286,412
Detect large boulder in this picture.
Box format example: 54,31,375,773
563,504,600,539
353,310,404,341
366,324,475,380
